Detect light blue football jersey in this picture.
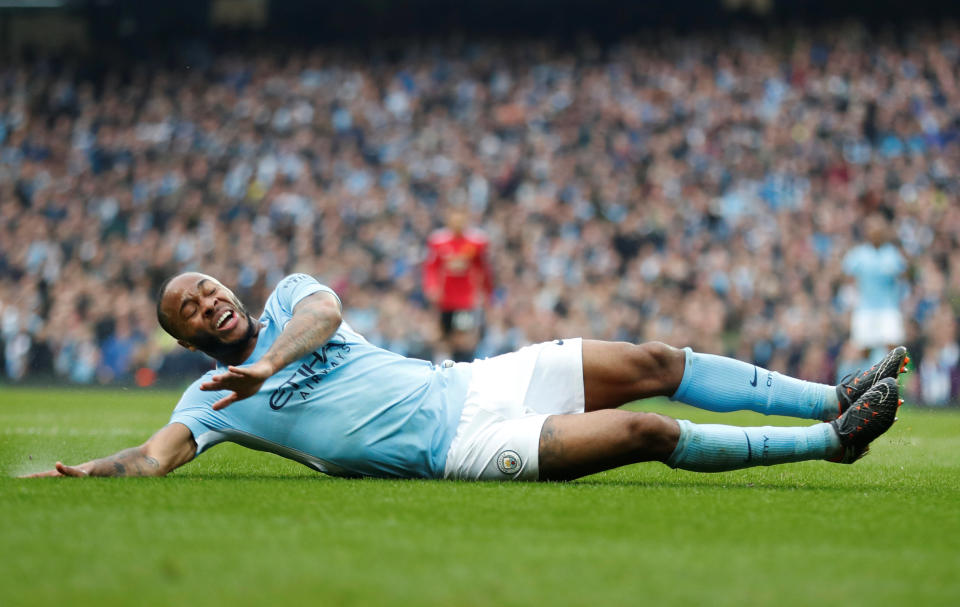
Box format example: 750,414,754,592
842,243,906,311
169,274,470,479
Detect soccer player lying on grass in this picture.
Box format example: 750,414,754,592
25,273,908,481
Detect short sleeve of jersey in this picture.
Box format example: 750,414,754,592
263,274,341,329
842,247,862,276
168,376,232,457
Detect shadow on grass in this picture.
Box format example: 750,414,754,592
561,477,915,493
167,473,333,481
8,472,328,482
155,472,917,495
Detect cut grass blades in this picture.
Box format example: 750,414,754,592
1,388,958,607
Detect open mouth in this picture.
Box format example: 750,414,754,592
215,309,239,333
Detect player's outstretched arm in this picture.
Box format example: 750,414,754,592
21,422,196,478
201,291,342,410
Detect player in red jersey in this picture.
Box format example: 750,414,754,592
423,207,494,362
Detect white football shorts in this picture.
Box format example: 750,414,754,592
443,338,585,482
851,308,905,349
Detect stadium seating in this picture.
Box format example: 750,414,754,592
0,24,957,404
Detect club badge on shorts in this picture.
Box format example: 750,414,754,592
496,450,522,475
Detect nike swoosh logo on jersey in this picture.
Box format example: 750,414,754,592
750,367,758,387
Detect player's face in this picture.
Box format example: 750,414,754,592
161,273,257,360
866,216,888,247
446,209,467,233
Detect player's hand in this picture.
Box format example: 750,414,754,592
20,462,89,478
200,359,275,410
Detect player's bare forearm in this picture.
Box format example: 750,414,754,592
22,423,196,478
76,447,164,477
259,292,342,375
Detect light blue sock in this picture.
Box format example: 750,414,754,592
666,419,841,472
670,348,839,421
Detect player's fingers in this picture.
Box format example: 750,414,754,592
55,462,88,477
20,469,61,478
199,376,223,391
227,365,266,380
225,366,250,378
212,392,239,411
54,462,76,476
200,371,243,391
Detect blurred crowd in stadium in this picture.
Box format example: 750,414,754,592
1,23,958,404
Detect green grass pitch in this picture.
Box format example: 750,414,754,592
1,388,958,606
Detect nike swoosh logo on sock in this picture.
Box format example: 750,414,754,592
750,367,758,387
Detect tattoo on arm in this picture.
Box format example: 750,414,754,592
263,300,341,372
88,448,162,477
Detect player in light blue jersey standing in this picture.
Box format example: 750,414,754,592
27,272,908,481
842,214,907,358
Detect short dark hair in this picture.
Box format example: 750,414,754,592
156,274,179,338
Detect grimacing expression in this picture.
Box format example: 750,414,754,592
160,273,257,359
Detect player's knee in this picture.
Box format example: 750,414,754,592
623,413,680,460
627,341,685,393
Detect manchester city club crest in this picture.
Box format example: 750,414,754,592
496,450,522,475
